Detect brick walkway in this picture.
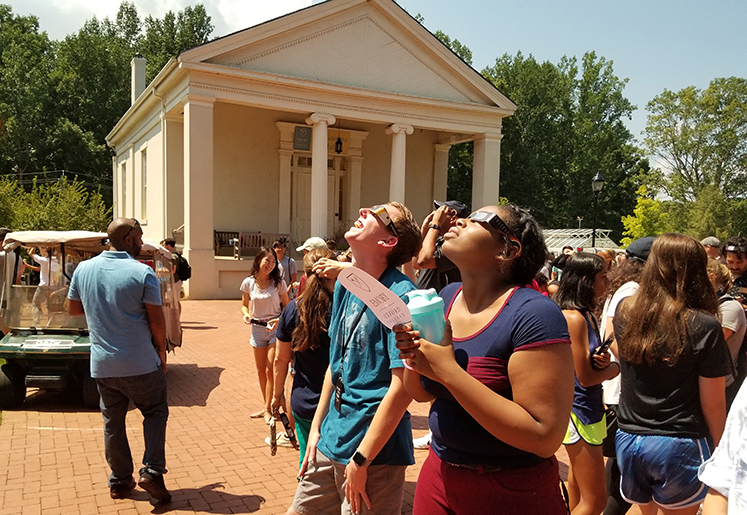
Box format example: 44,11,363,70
0,300,641,514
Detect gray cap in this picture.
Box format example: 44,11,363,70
434,200,470,219
701,236,721,247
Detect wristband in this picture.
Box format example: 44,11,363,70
429,223,440,231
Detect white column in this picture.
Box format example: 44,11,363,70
386,123,413,203
471,133,503,209
183,94,215,299
278,149,293,234
347,155,364,224
433,143,451,202
305,113,335,238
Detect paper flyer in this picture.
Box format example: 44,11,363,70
337,267,411,329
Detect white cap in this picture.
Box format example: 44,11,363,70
296,237,327,252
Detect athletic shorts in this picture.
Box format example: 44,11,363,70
563,412,606,446
291,450,406,515
413,448,567,515
615,429,712,509
250,323,276,348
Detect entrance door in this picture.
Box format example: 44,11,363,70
291,155,346,247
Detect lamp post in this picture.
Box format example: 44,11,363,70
591,172,605,248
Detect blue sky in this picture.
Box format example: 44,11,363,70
8,0,746,141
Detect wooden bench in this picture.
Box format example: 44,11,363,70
233,232,291,260
214,231,239,256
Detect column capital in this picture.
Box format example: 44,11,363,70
474,132,504,142
306,112,336,126
385,123,414,135
434,143,452,153
184,93,216,108
278,149,294,157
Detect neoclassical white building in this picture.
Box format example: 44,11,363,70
106,0,515,299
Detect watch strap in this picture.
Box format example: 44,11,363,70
429,223,440,231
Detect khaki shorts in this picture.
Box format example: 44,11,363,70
291,450,406,515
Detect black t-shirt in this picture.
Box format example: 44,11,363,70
615,310,730,439
276,298,331,421
416,239,460,293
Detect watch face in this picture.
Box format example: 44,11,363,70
353,451,366,466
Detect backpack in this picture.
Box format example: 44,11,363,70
174,252,191,282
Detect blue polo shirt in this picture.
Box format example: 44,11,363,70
68,251,162,378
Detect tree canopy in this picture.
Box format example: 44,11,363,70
0,2,213,213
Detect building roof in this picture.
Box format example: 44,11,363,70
543,228,619,253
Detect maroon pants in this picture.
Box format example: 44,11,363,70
413,448,567,515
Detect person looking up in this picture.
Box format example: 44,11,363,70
395,204,575,515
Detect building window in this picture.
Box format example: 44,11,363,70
121,162,127,217
141,150,147,220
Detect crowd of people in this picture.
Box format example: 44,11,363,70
64,203,747,514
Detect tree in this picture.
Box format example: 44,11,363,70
0,6,55,177
140,4,213,82
620,185,671,247
482,52,645,239
644,77,747,203
0,176,111,231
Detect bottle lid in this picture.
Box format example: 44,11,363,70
405,289,444,315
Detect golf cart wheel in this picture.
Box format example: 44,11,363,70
0,362,26,409
82,374,100,409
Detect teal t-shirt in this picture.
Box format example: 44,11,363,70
317,267,416,466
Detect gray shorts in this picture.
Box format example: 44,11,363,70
291,450,406,515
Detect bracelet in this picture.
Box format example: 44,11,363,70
429,223,440,230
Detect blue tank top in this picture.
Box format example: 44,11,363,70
571,314,604,425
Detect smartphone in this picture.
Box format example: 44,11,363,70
595,336,613,355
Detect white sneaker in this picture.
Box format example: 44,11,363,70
413,432,431,449
265,433,294,448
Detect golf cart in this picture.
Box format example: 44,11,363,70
0,231,181,409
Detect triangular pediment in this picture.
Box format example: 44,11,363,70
186,0,512,109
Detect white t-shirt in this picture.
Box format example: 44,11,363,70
600,281,640,405
719,296,747,387
698,380,747,511
239,276,288,320
32,254,61,287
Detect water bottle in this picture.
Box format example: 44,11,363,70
406,289,446,344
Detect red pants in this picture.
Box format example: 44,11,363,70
413,448,567,515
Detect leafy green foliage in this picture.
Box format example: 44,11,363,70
0,176,111,231
0,1,214,211
620,185,671,247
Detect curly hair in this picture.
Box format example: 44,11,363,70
707,258,732,294
499,203,549,285
722,235,747,259
293,248,337,353
593,258,645,319
554,253,606,312
249,247,282,287
618,233,719,366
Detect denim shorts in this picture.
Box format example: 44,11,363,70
250,323,276,348
615,429,712,509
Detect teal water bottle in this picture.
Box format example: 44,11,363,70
406,289,446,344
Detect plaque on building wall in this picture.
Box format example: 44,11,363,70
294,126,312,150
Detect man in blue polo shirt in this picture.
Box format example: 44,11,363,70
68,217,170,502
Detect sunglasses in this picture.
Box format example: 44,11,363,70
371,205,398,237
467,211,522,251
124,218,141,238
725,245,746,253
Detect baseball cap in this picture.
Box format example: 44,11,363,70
626,237,655,262
434,200,470,219
700,236,721,247
296,237,327,252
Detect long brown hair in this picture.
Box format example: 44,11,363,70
292,248,337,352
618,233,719,365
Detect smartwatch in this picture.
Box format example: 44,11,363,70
352,450,370,467
429,223,440,231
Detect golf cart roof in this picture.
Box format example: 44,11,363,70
2,231,173,260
